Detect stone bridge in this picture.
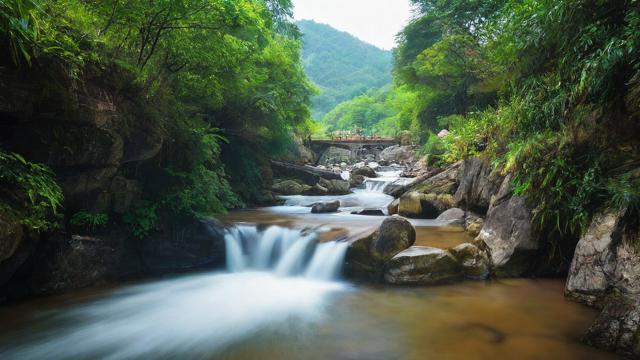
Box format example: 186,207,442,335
309,139,400,165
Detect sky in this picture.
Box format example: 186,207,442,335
292,0,414,50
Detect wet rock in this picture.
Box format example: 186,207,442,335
449,243,490,279
318,178,351,195
271,179,312,195
398,192,454,219
383,246,462,285
436,208,465,225
581,295,640,358
566,208,640,305
464,213,484,237
476,175,537,277
350,174,366,187
387,198,399,215
352,166,377,178
311,200,340,214
344,216,416,281
351,209,385,216
454,158,503,213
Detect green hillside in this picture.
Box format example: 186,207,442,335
297,20,392,119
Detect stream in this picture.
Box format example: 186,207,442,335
0,166,617,359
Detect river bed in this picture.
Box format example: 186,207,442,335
0,167,618,359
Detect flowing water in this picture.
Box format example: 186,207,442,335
0,167,618,359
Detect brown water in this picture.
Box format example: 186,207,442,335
0,208,616,359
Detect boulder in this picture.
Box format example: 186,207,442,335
318,178,351,195
387,198,399,215
344,216,416,281
271,179,312,195
379,145,417,165
566,208,640,305
352,166,377,178
311,200,340,214
412,162,461,195
398,192,454,219
436,208,465,225
581,295,640,358
0,213,28,288
383,246,462,285
476,175,538,277
449,243,490,279
350,174,366,187
454,158,503,213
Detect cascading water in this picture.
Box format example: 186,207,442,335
0,225,350,359
224,225,348,281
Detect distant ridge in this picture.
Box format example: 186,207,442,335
297,20,392,119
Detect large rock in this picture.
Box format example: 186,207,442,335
378,145,417,165
454,158,503,213
383,246,462,285
387,198,400,215
581,295,640,358
436,208,465,225
318,178,351,195
350,174,366,187
449,243,490,279
411,162,461,195
344,216,416,281
398,191,454,219
0,213,28,289
311,200,340,213
352,166,377,178
476,175,538,277
271,179,311,195
271,160,343,186
566,208,640,305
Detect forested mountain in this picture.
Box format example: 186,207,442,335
297,20,392,119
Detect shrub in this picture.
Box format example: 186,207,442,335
123,203,158,240
69,210,108,232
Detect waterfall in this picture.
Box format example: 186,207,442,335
224,225,349,281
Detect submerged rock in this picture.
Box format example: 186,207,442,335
311,200,340,214
383,246,462,285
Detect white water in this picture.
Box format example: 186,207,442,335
1,225,350,359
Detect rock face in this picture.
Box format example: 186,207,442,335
581,295,640,358
4,218,226,298
476,175,538,277
565,208,640,357
378,145,417,165
436,208,465,225
0,213,28,288
566,209,640,305
344,216,416,281
384,246,462,285
311,200,340,213
352,166,377,178
454,158,503,213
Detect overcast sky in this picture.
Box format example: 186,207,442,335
292,0,414,50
